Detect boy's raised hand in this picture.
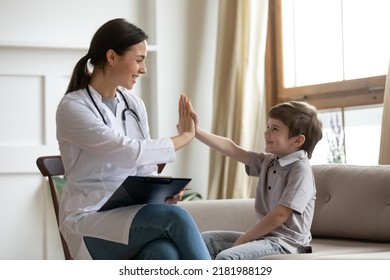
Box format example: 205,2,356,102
186,96,199,128
176,94,195,137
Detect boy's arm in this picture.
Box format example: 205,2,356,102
186,96,250,165
196,127,251,165
233,204,293,246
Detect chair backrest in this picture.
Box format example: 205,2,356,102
36,155,72,260
36,155,166,260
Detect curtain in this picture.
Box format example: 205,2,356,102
208,0,269,199
378,61,390,165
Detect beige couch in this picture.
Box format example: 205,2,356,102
179,164,390,259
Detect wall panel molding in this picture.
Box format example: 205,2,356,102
0,48,83,173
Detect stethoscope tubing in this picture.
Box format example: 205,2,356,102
86,86,145,138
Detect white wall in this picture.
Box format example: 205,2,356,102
0,0,218,259
154,0,217,199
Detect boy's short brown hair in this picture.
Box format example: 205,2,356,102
268,101,323,159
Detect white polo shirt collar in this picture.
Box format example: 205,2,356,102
277,150,307,167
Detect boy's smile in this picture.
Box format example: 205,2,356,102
264,118,304,157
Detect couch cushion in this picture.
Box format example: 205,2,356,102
180,199,257,232
261,238,390,259
311,164,390,241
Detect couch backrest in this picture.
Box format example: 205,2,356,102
311,164,390,241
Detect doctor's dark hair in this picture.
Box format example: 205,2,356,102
66,18,148,94
268,101,323,159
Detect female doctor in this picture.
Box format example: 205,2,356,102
56,18,210,260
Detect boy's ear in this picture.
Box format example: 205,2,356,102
295,134,306,148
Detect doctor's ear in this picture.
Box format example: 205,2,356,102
106,49,117,65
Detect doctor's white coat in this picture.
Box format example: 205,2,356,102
56,86,176,259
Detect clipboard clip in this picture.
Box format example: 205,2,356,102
144,177,172,184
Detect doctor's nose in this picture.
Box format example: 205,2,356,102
139,63,147,75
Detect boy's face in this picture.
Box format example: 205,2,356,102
264,118,304,157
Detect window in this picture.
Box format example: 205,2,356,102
282,0,390,88
266,0,389,164
311,105,383,165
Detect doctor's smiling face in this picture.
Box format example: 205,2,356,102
109,40,148,90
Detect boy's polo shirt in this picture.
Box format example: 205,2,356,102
245,150,316,253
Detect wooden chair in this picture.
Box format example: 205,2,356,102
36,155,166,260
36,155,72,260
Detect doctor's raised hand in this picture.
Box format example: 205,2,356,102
165,95,195,205
173,95,196,148
55,18,210,260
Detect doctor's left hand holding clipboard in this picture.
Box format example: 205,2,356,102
97,176,192,212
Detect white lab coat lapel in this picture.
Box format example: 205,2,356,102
88,87,126,136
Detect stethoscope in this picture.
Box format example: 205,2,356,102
86,86,146,139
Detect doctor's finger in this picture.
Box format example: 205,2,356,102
178,95,183,117
181,95,189,115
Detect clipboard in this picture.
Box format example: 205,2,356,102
98,176,191,212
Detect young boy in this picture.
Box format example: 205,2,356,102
188,99,323,260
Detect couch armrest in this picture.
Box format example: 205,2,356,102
179,198,256,232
